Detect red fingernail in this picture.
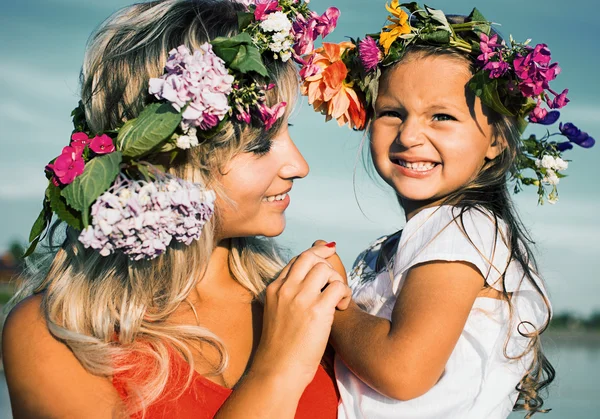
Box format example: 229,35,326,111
325,241,336,248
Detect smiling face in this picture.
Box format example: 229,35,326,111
370,53,503,218
215,122,309,240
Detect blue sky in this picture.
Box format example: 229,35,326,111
0,0,598,315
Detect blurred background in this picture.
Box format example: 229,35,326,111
0,0,598,417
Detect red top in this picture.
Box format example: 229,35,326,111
113,349,339,418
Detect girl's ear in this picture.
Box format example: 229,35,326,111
485,135,506,160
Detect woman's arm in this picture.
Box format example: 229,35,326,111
2,295,124,419
331,260,484,400
214,244,350,418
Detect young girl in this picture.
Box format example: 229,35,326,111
300,3,593,418
2,1,350,418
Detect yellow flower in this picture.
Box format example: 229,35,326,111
379,0,411,55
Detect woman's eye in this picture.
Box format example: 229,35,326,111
378,110,402,119
432,113,456,122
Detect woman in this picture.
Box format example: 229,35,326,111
2,0,349,417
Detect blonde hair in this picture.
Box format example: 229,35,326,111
10,0,300,415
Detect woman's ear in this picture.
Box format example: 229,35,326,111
486,135,506,160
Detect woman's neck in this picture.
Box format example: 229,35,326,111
193,239,254,304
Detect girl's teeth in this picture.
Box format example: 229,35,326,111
263,193,287,202
399,160,436,171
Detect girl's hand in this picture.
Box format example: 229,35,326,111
251,242,351,391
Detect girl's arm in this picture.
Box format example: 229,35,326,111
331,260,484,400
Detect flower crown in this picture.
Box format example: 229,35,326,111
298,1,595,204
25,0,339,260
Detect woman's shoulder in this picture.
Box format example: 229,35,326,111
2,294,122,418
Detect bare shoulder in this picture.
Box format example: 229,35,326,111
2,294,124,418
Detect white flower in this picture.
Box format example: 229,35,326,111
547,196,558,205
271,31,288,43
542,169,560,185
260,11,292,33
176,132,200,150
540,155,555,169
269,41,285,53
280,51,292,62
553,157,568,171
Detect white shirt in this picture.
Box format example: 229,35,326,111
335,206,551,419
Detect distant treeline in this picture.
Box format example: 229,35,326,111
550,312,600,331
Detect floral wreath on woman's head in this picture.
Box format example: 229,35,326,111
298,1,595,205
26,0,340,260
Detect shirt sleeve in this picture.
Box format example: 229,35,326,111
394,206,518,292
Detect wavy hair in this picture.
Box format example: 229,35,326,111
364,39,555,418
10,0,299,415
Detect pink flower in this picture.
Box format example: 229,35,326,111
513,44,560,98
90,134,116,154
198,113,219,130
359,36,382,72
313,7,340,38
477,33,501,65
47,145,85,185
299,54,323,79
547,88,570,109
292,13,319,55
235,103,252,124
254,0,281,21
483,59,509,79
528,103,560,125
257,101,287,131
71,132,91,152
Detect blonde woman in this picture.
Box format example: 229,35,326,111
2,0,349,418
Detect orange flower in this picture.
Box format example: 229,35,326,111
301,42,366,130
379,0,411,55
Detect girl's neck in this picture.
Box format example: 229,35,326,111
401,197,445,221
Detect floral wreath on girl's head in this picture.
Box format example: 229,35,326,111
26,0,340,260
298,1,595,205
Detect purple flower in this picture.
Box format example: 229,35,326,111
235,103,252,124
483,59,510,79
555,141,574,152
528,105,560,125
90,134,116,155
359,36,382,72
547,88,570,109
292,13,319,55
257,101,287,130
559,122,596,148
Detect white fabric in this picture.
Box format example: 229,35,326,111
336,206,551,419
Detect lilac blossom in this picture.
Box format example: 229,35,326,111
149,43,233,132
79,176,216,260
477,33,502,65
483,59,509,79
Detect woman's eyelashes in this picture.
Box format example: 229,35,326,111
247,139,273,156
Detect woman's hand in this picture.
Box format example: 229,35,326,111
251,242,351,390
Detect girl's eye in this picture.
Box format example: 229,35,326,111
432,113,456,122
378,110,403,119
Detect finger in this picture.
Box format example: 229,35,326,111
309,242,337,259
283,250,333,287
318,281,352,311
277,256,298,282
325,253,347,283
299,262,345,297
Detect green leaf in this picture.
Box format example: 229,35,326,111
28,200,51,242
469,71,514,117
47,183,83,230
424,5,451,30
212,34,269,76
61,152,122,226
419,29,451,44
237,11,254,31
467,7,491,35
118,103,182,158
